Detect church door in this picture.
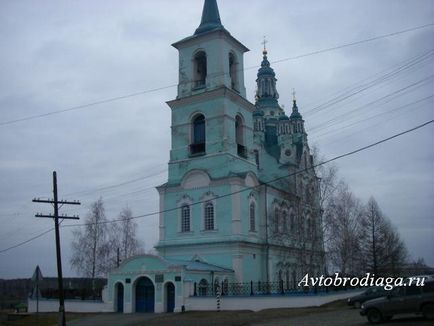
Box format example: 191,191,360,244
135,277,155,312
166,282,175,313
116,283,124,313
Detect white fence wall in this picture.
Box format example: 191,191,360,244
28,298,111,313
28,290,362,313
185,291,362,312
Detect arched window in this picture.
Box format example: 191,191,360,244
235,115,243,145
235,115,246,158
198,279,208,296
193,51,207,88
229,52,238,91
204,202,214,230
190,114,205,155
282,210,288,233
274,208,279,233
181,205,190,232
306,217,311,237
249,202,256,231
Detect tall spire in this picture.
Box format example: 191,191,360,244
255,44,279,108
290,90,303,120
195,0,224,35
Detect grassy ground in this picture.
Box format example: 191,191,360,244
0,311,95,326
0,300,349,326
133,300,349,326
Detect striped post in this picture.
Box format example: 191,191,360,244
216,285,221,312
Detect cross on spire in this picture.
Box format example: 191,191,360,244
292,88,296,101
262,36,268,55
262,36,268,50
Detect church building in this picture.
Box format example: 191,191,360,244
107,0,324,313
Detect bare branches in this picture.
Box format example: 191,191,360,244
70,198,110,278
70,200,143,278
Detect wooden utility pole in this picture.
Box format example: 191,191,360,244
33,171,80,326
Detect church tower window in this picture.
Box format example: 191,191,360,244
204,202,215,230
282,209,288,233
190,114,206,155
235,115,246,158
193,51,207,89
249,202,256,231
274,207,280,233
229,52,239,91
181,205,191,232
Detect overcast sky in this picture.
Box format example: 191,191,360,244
0,0,433,279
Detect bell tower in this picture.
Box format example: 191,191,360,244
173,0,248,99
166,0,256,185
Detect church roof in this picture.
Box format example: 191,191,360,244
195,0,224,35
171,0,248,52
167,258,234,272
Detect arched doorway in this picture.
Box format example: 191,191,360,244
135,277,155,312
165,282,175,313
115,283,124,313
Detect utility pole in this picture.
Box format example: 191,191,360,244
33,171,80,326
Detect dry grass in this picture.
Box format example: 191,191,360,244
137,300,349,326
0,312,95,326
0,300,350,326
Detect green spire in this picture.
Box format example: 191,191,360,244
290,99,303,120
195,0,224,35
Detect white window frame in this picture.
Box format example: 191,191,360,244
177,195,193,233
200,191,217,231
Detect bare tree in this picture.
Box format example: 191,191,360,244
312,146,342,273
361,197,407,276
110,207,143,265
70,198,111,278
324,182,364,275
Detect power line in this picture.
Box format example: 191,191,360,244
0,228,54,254
310,94,434,141
1,22,433,127
263,23,434,68
303,49,434,117
63,169,167,197
308,74,434,133
1,118,432,253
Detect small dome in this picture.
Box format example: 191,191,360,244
279,115,289,120
253,110,264,117
290,111,302,120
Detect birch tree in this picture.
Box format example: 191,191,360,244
70,198,111,278
324,182,364,275
111,207,143,264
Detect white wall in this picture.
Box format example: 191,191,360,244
28,298,111,313
28,290,362,313
185,290,362,312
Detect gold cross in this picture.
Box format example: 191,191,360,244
262,36,268,51
292,88,296,101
